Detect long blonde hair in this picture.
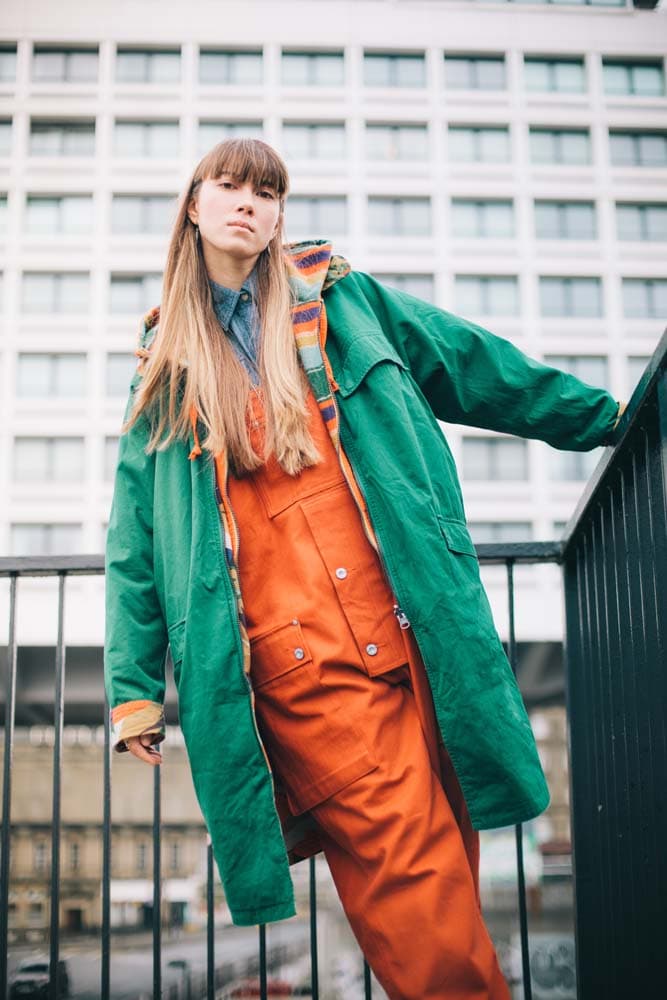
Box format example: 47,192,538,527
122,138,321,476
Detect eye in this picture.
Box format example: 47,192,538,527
259,189,276,199
218,180,235,189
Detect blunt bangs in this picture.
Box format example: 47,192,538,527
196,138,289,198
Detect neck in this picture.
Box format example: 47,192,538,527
202,244,258,291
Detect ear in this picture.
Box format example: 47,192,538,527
187,195,198,226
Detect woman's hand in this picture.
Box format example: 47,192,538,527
125,733,163,766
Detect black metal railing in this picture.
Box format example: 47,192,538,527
1,330,665,1000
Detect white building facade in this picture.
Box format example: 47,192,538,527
0,0,665,648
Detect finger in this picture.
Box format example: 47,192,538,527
126,737,162,766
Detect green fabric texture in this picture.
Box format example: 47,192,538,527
105,264,621,926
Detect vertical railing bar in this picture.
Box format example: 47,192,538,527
0,574,18,1000
363,957,372,999
101,697,112,1000
259,923,267,1000
506,559,532,1000
309,855,319,1000
49,573,66,1000
206,836,214,1000
588,514,615,983
153,764,161,999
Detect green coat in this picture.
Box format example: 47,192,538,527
105,268,621,926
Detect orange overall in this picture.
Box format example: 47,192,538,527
224,386,511,1000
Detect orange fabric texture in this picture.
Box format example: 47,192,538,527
224,389,511,999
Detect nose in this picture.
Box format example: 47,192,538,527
236,184,256,214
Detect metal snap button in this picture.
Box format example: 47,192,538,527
366,643,378,656
240,292,249,302
335,567,348,579
294,647,305,660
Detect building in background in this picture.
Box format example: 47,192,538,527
0,0,665,955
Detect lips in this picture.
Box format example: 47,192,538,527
228,220,254,232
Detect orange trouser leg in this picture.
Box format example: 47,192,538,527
252,639,511,1000
309,666,510,1000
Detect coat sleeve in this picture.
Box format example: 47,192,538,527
352,272,624,451
104,320,168,753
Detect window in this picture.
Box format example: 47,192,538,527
114,120,179,158
11,524,82,556
529,127,591,165
0,119,10,156
34,843,48,873
29,120,95,156
539,277,602,317
14,437,85,483
454,275,519,316
169,841,181,872
468,522,533,544
373,273,435,302
199,49,262,85
110,273,162,313
543,355,608,387
282,51,344,86
444,55,506,91
137,842,147,874
549,449,600,481
364,52,426,88
603,60,664,97
198,120,264,154
0,45,17,82
282,123,346,160
25,195,93,235
462,437,528,481
365,124,428,161
616,204,667,241
111,195,174,235
285,196,347,235
69,842,80,873
116,48,180,83
105,437,120,480
17,354,86,397
609,131,667,167
451,199,514,238
368,197,431,236
627,356,650,393
32,46,98,83
621,278,667,319
524,57,586,94
22,272,90,313
106,353,137,396
534,201,596,239
447,126,510,163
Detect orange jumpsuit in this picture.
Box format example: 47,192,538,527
224,386,511,1000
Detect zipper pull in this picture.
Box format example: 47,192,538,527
393,604,411,630
214,483,223,505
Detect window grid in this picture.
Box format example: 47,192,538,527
32,47,98,83
364,52,426,88
523,57,586,94
534,201,597,240
539,277,603,318
447,126,510,164
444,55,506,91
114,120,180,158
111,195,175,235
529,128,591,166
199,50,263,86
451,199,515,239
286,196,348,236
29,120,96,157
462,437,528,481
25,195,93,235
0,46,17,83
116,48,181,84
365,124,429,161
368,197,431,236
10,524,82,557
609,131,667,167
454,276,519,316
14,437,85,483
282,123,346,160
616,203,667,242
622,279,667,319
603,60,665,97
22,272,90,314
110,273,163,313
17,353,87,398
281,51,344,87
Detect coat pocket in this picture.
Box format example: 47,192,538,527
249,620,378,814
335,333,408,398
437,515,478,558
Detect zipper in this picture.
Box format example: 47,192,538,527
393,604,411,630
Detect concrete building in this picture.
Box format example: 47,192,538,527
0,0,665,929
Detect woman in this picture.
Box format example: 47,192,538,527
105,138,625,999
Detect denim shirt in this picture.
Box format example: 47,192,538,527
209,271,260,386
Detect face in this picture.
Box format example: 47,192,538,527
188,174,281,263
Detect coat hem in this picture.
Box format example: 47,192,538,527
469,787,551,831
229,897,297,927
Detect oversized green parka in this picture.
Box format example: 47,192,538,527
104,250,622,926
